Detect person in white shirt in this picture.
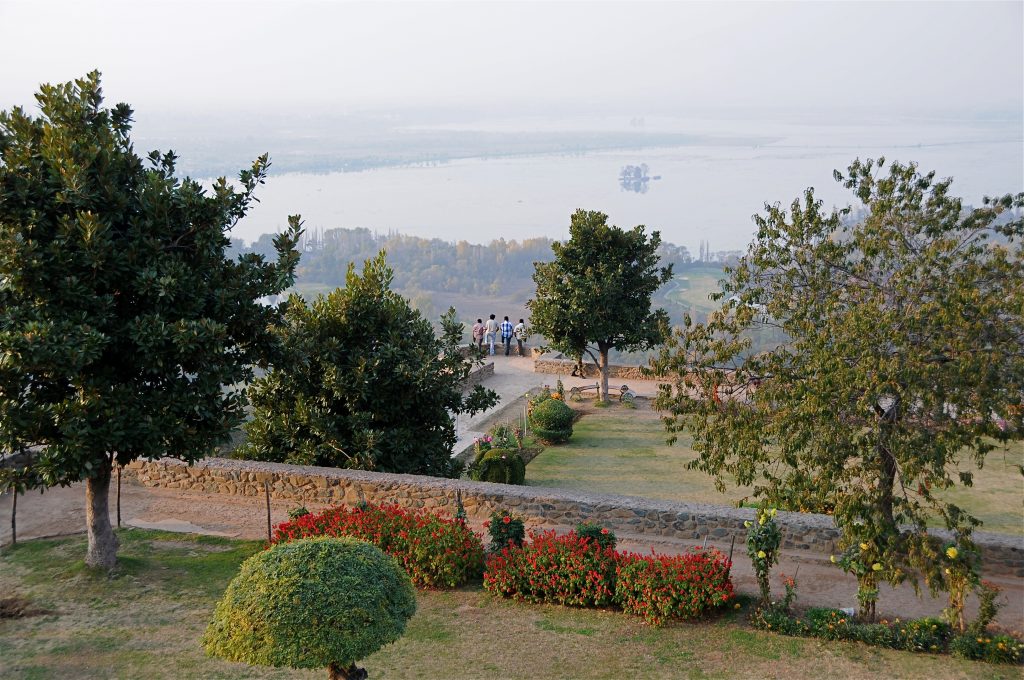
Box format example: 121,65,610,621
484,314,499,355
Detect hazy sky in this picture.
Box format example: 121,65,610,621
2,0,1022,117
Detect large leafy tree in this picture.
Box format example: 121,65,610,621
0,72,302,568
238,251,498,478
528,209,673,401
656,158,1023,617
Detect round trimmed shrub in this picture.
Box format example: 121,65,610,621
203,537,416,679
469,448,526,485
530,397,574,444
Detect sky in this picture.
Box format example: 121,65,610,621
2,0,1022,118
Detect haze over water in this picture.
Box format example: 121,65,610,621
236,114,1022,250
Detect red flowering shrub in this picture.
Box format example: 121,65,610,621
615,548,734,626
272,503,484,588
483,530,617,607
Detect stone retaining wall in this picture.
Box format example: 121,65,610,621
462,360,494,389
124,457,1023,576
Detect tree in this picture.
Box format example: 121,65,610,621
656,158,1023,619
0,72,301,568
203,537,417,680
238,251,498,477
528,209,673,401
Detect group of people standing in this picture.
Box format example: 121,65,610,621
472,314,529,357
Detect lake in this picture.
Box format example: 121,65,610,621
233,115,1023,250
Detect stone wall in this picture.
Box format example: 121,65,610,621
533,354,661,381
461,360,494,389
124,457,1023,576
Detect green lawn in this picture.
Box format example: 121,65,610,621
526,406,1024,536
0,530,1015,679
664,267,727,316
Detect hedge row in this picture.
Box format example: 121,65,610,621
753,607,1023,665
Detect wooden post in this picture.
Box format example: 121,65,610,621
264,480,272,543
116,465,122,528
10,486,16,546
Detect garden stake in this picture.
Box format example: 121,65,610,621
116,464,122,528
264,481,272,543
728,534,736,564
702,534,708,550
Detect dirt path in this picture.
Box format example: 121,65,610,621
2,478,1021,631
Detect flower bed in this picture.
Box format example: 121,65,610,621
484,530,618,607
484,529,734,626
272,503,484,588
616,548,735,626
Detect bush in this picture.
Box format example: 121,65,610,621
575,521,617,550
287,505,310,520
745,507,781,605
485,510,526,553
615,548,735,626
755,607,955,656
272,503,484,588
530,398,574,444
950,633,1024,665
203,537,416,679
468,448,526,485
484,529,618,607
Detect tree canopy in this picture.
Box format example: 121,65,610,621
0,72,301,568
238,251,498,478
656,158,1023,617
528,209,673,400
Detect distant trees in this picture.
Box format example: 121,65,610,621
238,252,498,478
656,158,1024,620
0,72,301,568
528,210,673,401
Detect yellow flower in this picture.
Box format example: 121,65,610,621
770,508,777,517
946,546,958,559
859,542,869,551
757,550,767,559
944,568,951,574
872,562,882,571
830,555,836,563
734,602,742,610
759,516,766,525
744,521,752,528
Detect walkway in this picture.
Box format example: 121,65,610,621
453,352,666,455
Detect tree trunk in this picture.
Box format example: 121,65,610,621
85,462,119,570
599,346,610,403
328,663,367,679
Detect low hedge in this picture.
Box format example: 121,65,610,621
483,529,735,626
752,606,1024,664
272,503,484,588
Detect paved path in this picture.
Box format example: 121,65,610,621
453,353,666,455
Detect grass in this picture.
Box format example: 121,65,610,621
1,530,1017,679
664,266,728,316
525,405,1024,536
526,404,749,507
